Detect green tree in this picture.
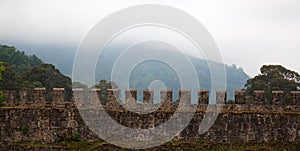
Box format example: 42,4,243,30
0,45,43,74
0,62,5,105
0,63,21,90
245,65,300,102
21,64,72,101
0,62,5,80
0,46,74,103
93,80,118,89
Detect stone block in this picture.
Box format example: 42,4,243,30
179,90,191,106
143,90,154,104
235,90,246,104
272,91,284,105
3,90,16,106
291,91,300,105
33,88,46,107
72,88,84,108
52,88,65,108
253,90,265,104
216,90,227,104
198,90,209,104
125,89,137,104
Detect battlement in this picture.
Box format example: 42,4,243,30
2,88,300,108
2,88,300,145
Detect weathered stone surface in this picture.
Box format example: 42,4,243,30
272,91,284,105
291,91,300,105
51,88,65,108
253,90,265,104
160,90,173,110
0,105,300,143
143,90,154,104
198,90,209,104
1,89,300,144
3,90,16,106
235,90,245,104
216,90,227,104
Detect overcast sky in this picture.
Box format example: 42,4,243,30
0,0,299,77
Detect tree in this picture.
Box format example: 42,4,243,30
0,46,75,103
0,45,43,74
0,62,5,105
0,63,20,90
245,65,300,102
93,80,118,89
0,62,5,80
21,64,72,101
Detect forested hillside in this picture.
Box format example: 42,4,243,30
0,45,43,73
0,45,72,100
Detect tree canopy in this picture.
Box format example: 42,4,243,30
92,80,118,89
0,45,72,101
245,65,300,102
0,45,43,73
0,62,5,81
0,62,5,105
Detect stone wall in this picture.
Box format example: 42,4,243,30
1,88,300,144
3,88,300,107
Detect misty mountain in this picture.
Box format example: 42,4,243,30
8,43,249,100
94,42,249,100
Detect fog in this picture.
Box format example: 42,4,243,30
0,0,300,77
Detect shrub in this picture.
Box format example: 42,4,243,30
72,133,80,141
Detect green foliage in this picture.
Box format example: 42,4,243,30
0,63,20,90
93,80,118,89
0,63,72,98
72,133,80,141
0,45,43,73
0,62,5,81
20,64,72,101
245,65,300,102
0,45,72,101
0,62,6,106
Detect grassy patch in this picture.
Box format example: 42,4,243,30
14,140,105,150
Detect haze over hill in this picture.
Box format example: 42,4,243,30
1,1,300,77
94,41,249,100
0,43,249,100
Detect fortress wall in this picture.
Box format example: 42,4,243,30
291,91,300,104
2,88,300,107
1,105,300,143
0,108,98,143
1,88,300,143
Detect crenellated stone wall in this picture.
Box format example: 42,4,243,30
1,88,300,144
3,88,300,107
